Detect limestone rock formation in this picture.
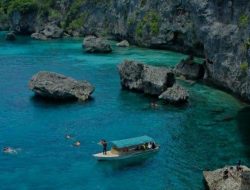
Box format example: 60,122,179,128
118,60,175,96
159,85,189,104
31,24,63,40
10,10,37,34
3,0,250,101
83,36,112,53
29,71,94,101
118,60,189,105
41,24,64,39
31,33,47,40
175,56,205,80
116,40,129,47
5,32,16,41
203,165,250,190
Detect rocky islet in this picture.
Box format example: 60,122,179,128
118,60,189,104
1,0,250,101
203,165,250,190
29,71,94,101
83,36,112,53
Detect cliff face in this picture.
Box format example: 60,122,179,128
188,0,250,101
1,0,250,101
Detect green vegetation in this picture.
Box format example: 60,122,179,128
127,15,136,27
7,0,38,15
0,6,8,26
239,14,249,28
67,13,87,30
146,11,160,34
48,9,61,21
245,38,250,49
240,61,249,72
68,0,83,18
239,39,250,56
140,0,147,7
136,22,143,37
36,0,55,17
136,11,160,38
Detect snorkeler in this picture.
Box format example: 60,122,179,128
151,101,159,108
65,134,72,139
2,147,18,154
74,141,81,147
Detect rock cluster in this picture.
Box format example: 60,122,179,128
31,24,64,40
159,85,189,104
31,33,47,41
118,60,189,104
116,40,129,47
83,36,112,53
203,165,250,190
4,0,250,101
175,56,205,80
29,71,94,101
5,32,16,41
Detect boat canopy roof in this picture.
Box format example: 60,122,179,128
111,135,154,149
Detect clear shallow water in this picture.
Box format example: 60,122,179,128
0,32,249,190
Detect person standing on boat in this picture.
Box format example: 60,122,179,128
101,140,107,155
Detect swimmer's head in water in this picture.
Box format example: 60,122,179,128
65,135,72,139
2,147,19,154
74,141,81,147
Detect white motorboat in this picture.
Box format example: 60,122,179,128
93,135,159,161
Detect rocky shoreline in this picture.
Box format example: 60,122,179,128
203,165,250,190
1,0,249,102
118,60,189,104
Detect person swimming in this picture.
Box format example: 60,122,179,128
74,141,81,147
151,101,159,108
65,134,72,139
2,147,18,154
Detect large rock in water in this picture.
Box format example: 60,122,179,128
31,24,63,40
41,24,64,39
118,60,175,95
31,33,47,40
5,32,16,41
203,165,250,190
116,40,129,47
175,56,205,80
29,71,94,101
159,84,189,104
83,36,112,53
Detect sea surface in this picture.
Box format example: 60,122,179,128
0,32,249,190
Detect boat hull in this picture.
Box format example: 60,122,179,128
93,147,159,161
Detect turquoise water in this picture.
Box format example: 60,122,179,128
0,32,249,190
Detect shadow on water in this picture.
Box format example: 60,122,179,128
30,95,95,108
237,106,250,157
117,89,189,112
97,154,156,172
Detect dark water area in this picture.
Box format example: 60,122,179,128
237,107,250,157
0,32,249,190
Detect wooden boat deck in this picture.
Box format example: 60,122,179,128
93,151,119,158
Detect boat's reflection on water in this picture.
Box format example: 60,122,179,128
97,153,157,171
